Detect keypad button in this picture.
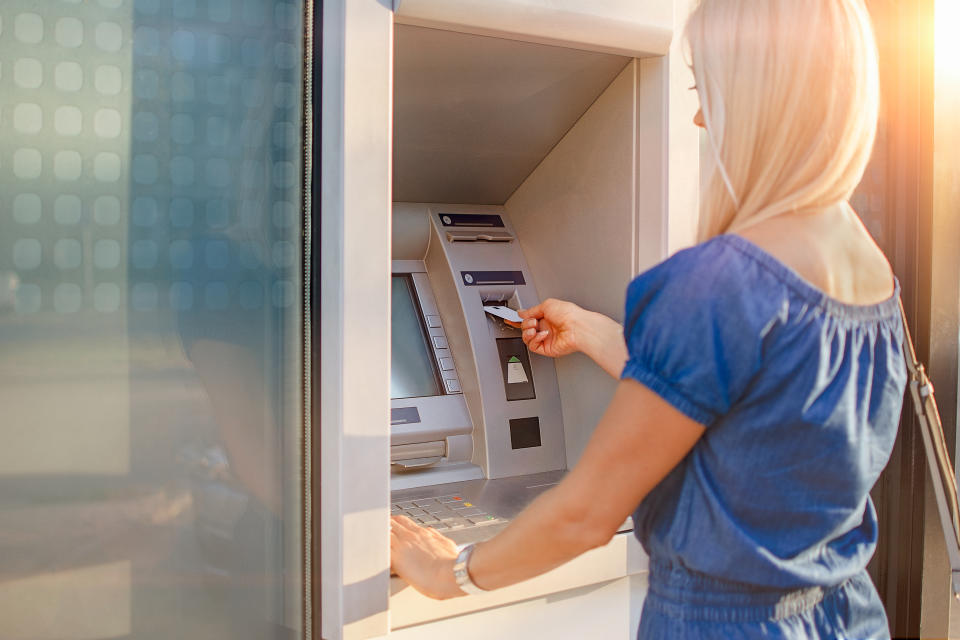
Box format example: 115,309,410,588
432,336,448,349
440,357,455,371
393,494,505,531
444,379,461,393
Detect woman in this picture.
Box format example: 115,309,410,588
390,0,906,637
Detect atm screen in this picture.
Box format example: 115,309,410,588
391,276,442,399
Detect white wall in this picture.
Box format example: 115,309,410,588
321,1,394,638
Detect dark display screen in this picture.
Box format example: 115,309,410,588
391,276,441,399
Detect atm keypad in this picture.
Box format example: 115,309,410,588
392,495,504,530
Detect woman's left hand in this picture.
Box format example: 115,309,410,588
390,515,468,600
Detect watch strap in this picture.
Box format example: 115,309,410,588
453,543,487,595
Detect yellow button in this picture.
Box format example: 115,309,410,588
464,502,473,507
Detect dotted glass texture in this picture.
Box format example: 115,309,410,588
54,106,83,136
13,103,43,134
0,4,304,636
55,62,84,92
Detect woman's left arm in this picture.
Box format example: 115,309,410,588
390,378,705,598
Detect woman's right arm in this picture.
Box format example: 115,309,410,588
518,299,628,378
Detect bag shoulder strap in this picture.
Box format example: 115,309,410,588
898,298,960,598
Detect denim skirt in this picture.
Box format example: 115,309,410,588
638,561,890,639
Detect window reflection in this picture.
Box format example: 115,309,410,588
0,1,303,638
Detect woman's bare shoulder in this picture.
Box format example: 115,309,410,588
735,206,895,306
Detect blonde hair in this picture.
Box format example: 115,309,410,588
685,0,880,241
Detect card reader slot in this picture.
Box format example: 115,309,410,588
446,229,514,243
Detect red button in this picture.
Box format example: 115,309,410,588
453,496,462,500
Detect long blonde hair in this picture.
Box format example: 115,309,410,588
686,0,880,241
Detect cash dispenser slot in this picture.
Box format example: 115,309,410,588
391,434,474,470
391,441,446,469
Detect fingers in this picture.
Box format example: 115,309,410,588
391,515,419,531
528,330,550,353
522,327,536,344
391,515,447,544
521,317,542,338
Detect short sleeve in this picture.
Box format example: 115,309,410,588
620,241,768,427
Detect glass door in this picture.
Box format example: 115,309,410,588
0,1,307,638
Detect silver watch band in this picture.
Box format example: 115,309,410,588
453,543,487,595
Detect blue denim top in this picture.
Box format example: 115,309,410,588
622,234,906,590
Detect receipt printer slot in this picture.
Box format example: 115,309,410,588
496,337,536,401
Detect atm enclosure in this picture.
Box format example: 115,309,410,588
320,1,699,638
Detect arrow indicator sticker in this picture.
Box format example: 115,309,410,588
507,356,528,384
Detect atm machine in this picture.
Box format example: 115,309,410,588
319,1,700,638
391,206,580,518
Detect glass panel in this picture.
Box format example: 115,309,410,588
391,276,441,399
0,2,304,638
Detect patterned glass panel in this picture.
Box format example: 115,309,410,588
0,1,304,638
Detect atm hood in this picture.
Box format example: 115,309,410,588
393,24,631,205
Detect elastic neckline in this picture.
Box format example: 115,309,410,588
716,234,901,321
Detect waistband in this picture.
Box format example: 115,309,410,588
646,560,853,623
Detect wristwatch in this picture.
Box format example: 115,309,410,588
453,543,487,595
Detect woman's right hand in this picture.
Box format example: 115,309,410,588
519,299,628,378
518,299,590,359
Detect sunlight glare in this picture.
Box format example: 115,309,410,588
936,0,960,79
